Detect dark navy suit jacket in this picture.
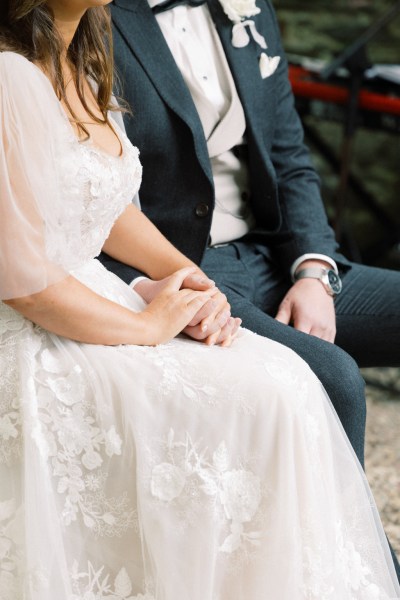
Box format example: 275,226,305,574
102,0,349,282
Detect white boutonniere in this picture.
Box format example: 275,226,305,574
218,0,280,78
218,0,260,23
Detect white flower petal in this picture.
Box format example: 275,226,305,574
114,567,133,597
232,22,250,48
259,53,281,79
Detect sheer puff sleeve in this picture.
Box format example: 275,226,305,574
0,51,69,300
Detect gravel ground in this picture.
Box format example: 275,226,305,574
363,368,400,556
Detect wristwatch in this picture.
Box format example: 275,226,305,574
294,267,342,297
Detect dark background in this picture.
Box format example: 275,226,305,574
274,0,400,269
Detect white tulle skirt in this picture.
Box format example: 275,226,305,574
0,259,399,600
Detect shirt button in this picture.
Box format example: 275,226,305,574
195,203,209,217
202,75,208,80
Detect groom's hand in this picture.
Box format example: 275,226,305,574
182,276,241,346
275,280,336,342
275,260,337,343
134,272,240,345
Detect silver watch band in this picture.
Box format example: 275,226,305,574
294,267,342,297
295,267,328,281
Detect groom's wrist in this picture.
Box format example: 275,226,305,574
291,254,338,282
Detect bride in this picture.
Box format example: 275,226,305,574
0,1,399,599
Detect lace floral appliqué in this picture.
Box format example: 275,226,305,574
150,429,263,554
31,347,135,537
70,562,155,600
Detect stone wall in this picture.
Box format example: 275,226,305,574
274,0,400,267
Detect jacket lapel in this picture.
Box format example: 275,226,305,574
207,0,275,144
112,0,212,182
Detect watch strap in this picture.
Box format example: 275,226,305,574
294,267,329,281
294,267,342,297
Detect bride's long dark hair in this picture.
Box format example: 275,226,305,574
0,1,119,136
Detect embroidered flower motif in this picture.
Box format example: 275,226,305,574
0,500,20,600
151,463,187,502
220,469,261,523
105,426,123,457
84,471,107,492
150,431,264,555
335,523,379,595
70,561,156,600
26,353,136,536
82,450,103,471
47,365,85,406
0,304,25,337
0,416,18,441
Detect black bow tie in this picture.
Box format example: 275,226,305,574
152,0,207,15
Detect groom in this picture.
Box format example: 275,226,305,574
103,0,400,570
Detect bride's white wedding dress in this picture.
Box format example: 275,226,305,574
0,51,399,600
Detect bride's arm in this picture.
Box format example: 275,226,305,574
4,268,213,346
103,205,241,344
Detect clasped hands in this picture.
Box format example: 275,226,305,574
134,259,337,346
134,268,242,347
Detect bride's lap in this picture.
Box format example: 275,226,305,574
0,320,329,486
0,312,326,436
76,326,328,435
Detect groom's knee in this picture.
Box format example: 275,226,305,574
316,343,366,464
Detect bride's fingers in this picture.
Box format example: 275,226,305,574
186,298,217,327
179,289,214,304
182,273,215,291
164,267,198,292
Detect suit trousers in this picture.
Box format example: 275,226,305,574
202,241,400,462
201,240,400,577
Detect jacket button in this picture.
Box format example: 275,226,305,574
195,203,209,217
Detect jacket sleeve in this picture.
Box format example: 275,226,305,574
97,252,146,285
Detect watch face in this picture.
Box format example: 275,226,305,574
328,270,342,294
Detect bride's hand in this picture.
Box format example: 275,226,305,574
139,268,215,345
133,271,215,303
134,271,239,345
